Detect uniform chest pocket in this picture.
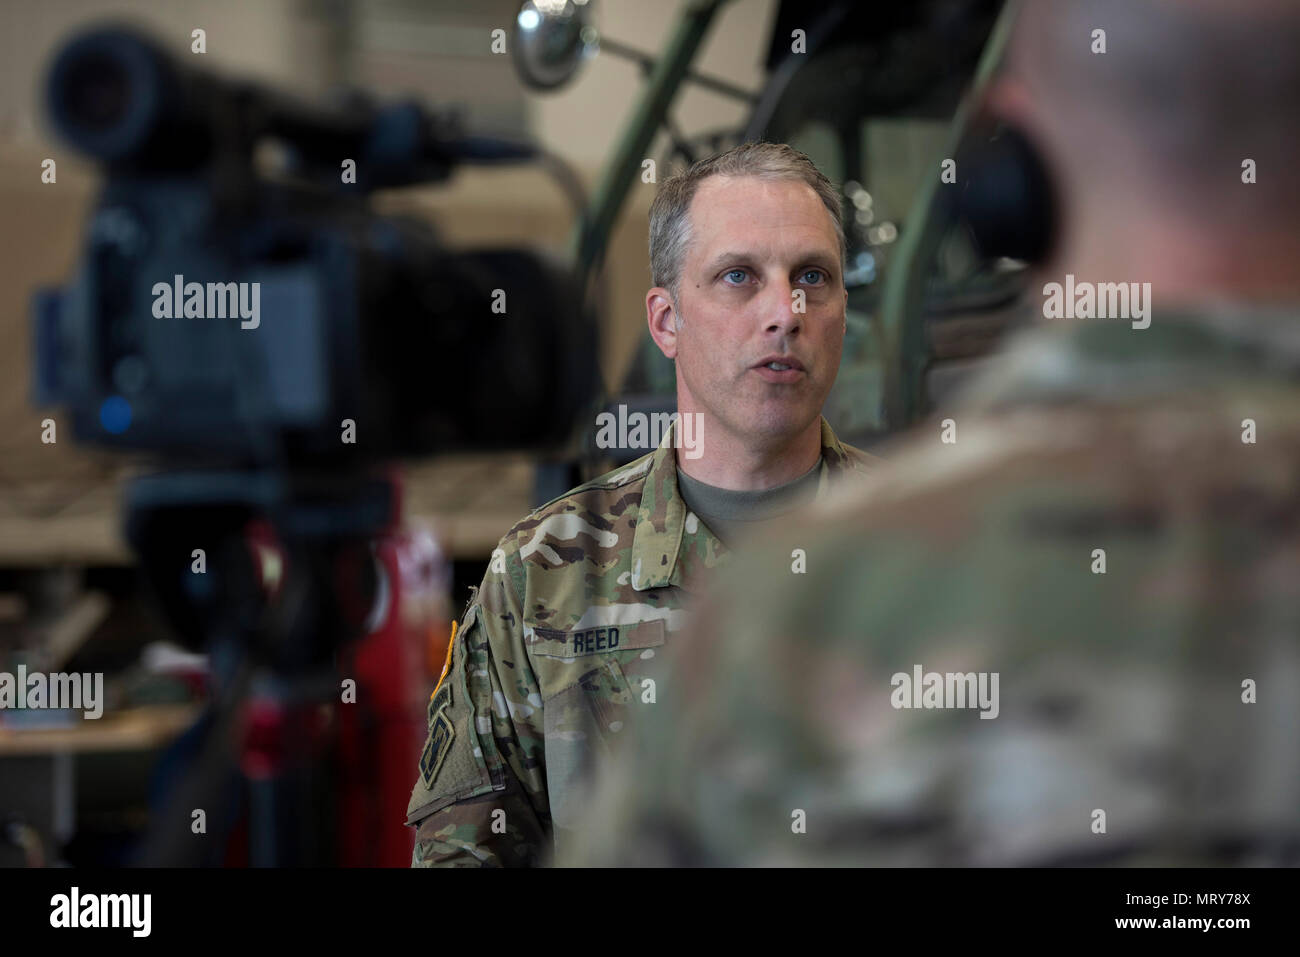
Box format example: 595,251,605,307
532,621,667,832
529,619,666,743
529,618,666,711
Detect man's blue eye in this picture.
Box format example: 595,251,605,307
801,270,825,284
724,269,747,284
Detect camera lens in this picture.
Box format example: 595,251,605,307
61,51,131,133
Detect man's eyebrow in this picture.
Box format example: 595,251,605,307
701,250,755,272
700,249,839,272
792,251,840,271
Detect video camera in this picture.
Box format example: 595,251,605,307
33,24,598,467
23,25,604,865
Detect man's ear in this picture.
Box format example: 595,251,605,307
842,288,848,336
646,287,679,359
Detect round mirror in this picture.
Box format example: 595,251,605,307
511,0,599,91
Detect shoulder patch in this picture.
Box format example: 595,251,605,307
405,601,496,824
419,709,455,788
428,678,452,723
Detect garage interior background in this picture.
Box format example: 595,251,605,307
0,0,959,865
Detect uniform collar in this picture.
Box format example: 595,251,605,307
629,415,859,591
815,415,865,497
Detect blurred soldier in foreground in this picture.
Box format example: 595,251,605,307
406,144,878,865
573,0,1300,866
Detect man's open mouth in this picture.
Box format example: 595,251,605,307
752,356,806,383
754,355,805,372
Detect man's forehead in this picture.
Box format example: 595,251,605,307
691,174,824,219
687,175,838,260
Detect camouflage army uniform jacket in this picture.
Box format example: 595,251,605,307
406,416,877,865
570,306,1300,867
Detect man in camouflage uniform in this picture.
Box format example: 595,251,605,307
406,143,878,865
573,0,1300,866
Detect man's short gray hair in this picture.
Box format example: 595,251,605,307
648,142,845,302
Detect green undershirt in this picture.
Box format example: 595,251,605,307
675,456,823,547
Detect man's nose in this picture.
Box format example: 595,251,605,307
761,279,803,336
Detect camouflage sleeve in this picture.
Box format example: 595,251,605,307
406,536,551,866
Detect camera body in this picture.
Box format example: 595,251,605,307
34,25,597,467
